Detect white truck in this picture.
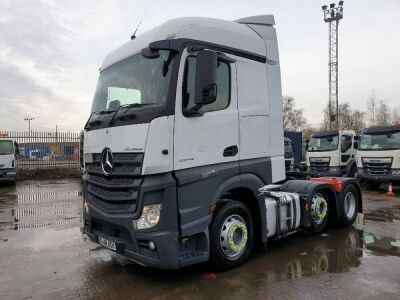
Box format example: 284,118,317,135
357,125,400,189
82,15,362,270
0,137,18,184
306,130,358,178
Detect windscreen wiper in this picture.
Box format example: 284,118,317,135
84,110,116,129
108,103,159,125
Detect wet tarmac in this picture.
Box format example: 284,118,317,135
0,180,399,299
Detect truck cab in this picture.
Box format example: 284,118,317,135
306,130,358,178
357,125,400,188
0,137,18,184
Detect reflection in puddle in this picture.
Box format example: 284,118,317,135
363,232,400,257
0,181,82,232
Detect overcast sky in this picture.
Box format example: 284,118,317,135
0,0,399,131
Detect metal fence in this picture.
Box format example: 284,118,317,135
2,131,81,170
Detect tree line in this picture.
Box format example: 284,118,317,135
283,93,400,139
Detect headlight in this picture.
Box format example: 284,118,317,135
134,204,162,230
391,169,400,175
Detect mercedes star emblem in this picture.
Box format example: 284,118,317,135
101,148,114,175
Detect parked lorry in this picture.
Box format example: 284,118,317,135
306,130,358,178
357,125,400,189
82,15,362,270
0,137,18,184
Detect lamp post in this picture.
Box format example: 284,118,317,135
322,1,344,130
24,118,35,134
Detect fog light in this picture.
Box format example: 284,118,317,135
391,169,400,175
6,171,16,175
134,204,162,230
148,241,156,251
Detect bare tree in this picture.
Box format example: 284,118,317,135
321,102,365,132
283,96,307,131
375,100,391,126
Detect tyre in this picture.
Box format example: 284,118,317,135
308,191,329,233
348,166,357,178
340,185,359,227
210,200,253,271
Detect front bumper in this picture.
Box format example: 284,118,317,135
83,204,181,269
308,167,343,178
357,168,400,183
0,168,16,183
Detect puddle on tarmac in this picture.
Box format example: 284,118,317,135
0,180,82,233
0,180,399,298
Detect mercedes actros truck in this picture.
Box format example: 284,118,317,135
306,130,358,178
0,137,18,184
82,15,362,270
357,125,400,189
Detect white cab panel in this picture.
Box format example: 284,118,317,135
240,116,270,159
142,116,174,175
84,124,149,154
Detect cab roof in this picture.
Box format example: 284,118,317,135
102,16,276,70
363,125,400,134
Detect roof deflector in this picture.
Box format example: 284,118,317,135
235,15,275,26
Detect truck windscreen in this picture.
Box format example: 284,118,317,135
284,142,293,158
0,140,13,155
359,131,400,150
308,135,339,152
91,50,175,114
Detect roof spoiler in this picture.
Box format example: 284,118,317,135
235,15,275,26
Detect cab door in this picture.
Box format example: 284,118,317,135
173,49,239,171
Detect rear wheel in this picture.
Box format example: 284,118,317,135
210,200,253,271
309,191,329,233
340,185,359,226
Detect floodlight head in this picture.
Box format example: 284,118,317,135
322,5,328,10
339,1,344,6
330,3,335,8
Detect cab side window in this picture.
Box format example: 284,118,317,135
182,55,230,113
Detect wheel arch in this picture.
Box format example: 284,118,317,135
212,173,267,243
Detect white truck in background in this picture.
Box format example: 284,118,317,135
306,130,358,178
357,125,400,189
81,15,362,270
0,137,18,184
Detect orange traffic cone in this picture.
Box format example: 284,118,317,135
386,182,396,197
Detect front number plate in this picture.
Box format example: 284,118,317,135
98,236,116,251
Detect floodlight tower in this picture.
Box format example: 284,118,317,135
322,1,344,130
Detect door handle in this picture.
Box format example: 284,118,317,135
223,145,238,157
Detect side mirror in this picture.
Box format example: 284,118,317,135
195,50,218,106
341,140,352,152
353,141,359,150
14,142,20,155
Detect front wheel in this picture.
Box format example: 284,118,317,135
210,200,253,271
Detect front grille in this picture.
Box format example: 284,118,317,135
85,152,143,214
310,161,330,173
362,158,392,176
